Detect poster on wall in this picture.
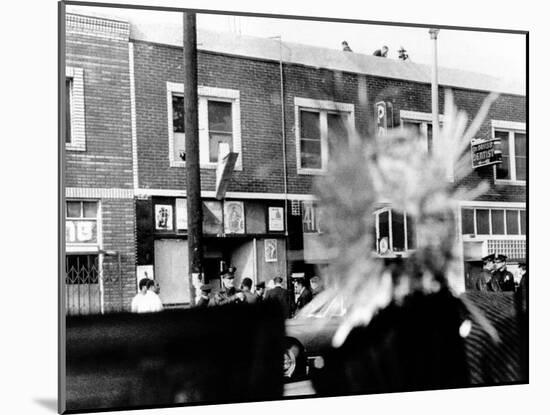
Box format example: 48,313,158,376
176,198,187,230
155,204,173,230
203,200,223,235
264,239,278,262
268,207,284,231
224,201,245,234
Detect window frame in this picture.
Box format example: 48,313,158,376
65,67,86,151
399,110,450,179
65,199,101,253
460,206,526,239
294,97,355,175
374,207,415,255
491,120,526,185
166,82,242,170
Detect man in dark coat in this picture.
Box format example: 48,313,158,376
494,254,515,292
254,281,266,303
292,275,313,316
474,253,496,291
264,276,290,318
240,277,257,304
214,267,243,305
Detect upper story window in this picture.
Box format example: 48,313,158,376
461,207,526,236
167,82,242,169
66,200,100,251
294,97,355,174
65,67,86,151
400,110,444,154
492,120,526,184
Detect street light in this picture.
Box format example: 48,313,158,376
429,28,440,150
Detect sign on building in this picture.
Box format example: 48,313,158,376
471,137,502,169
224,201,245,234
268,207,284,231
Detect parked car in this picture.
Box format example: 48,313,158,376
283,293,346,380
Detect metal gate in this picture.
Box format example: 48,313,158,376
65,253,124,315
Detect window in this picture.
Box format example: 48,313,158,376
374,208,415,254
65,67,86,151
461,207,526,236
295,97,354,174
492,120,526,183
66,78,72,143
400,110,444,154
66,200,99,247
167,82,241,169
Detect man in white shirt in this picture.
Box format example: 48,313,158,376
131,278,163,313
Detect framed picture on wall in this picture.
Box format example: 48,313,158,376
224,201,245,234
264,239,278,262
155,204,173,231
268,207,284,231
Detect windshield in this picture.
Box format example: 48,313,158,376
300,294,346,318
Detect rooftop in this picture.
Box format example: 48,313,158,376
68,12,525,96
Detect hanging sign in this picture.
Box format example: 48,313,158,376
471,137,502,169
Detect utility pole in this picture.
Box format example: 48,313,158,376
429,28,440,150
184,12,203,305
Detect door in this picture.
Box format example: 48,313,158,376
154,239,190,305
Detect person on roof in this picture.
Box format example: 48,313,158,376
398,46,409,61
342,40,353,52
373,45,388,57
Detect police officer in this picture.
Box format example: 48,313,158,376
494,254,515,292
475,253,496,291
214,266,243,305
196,284,212,308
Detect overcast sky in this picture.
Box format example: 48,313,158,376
68,4,526,86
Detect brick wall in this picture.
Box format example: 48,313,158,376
65,15,137,312
133,40,525,204
65,15,134,189
133,42,287,193
100,198,137,312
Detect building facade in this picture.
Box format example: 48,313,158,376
64,11,526,312
64,14,136,314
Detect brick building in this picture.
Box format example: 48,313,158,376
64,11,526,312
64,14,136,314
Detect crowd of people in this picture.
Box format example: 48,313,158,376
130,264,325,318
473,253,527,293
196,267,324,318
341,41,409,61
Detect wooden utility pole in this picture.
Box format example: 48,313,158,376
184,12,203,305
